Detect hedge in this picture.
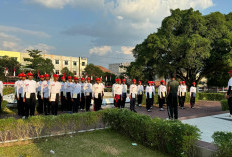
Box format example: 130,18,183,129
197,93,225,101
3,87,15,95
221,99,228,111
212,131,232,157
103,109,200,157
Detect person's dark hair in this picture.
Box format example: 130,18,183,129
160,82,163,85
170,73,176,79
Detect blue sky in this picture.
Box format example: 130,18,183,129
0,0,231,68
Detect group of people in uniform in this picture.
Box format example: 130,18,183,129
0,72,198,120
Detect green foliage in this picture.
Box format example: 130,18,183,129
198,93,225,101
212,131,232,157
128,8,232,87
103,109,200,157
3,87,15,95
0,56,21,81
61,67,74,77
0,100,15,114
221,99,228,111
23,49,54,76
85,64,104,79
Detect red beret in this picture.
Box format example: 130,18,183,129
53,74,59,78
132,79,136,82
96,78,100,81
87,77,91,80
40,75,44,78
115,79,118,82
74,77,79,80
27,72,33,76
44,74,49,77
160,80,164,83
118,79,121,81
179,81,182,84
21,73,26,77
148,81,151,84
138,81,141,83
68,76,72,79
81,78,85,81
122,79,126,82
18,73,22,77
182,81,185,84
192,82,196,85
61,76,65,79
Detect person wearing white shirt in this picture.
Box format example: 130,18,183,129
23,72,37,118
227,70,232,117
114,79,123,108
36,75,44,114
180,81,187,109
71,77,81,113
121,79,127,108
84,77,92,111
60,76,67,112
177,81,182,107
137,81,144,107
145,81,155,112
49,74,61,115
0,80,3,111
100,78,105,109
15,74,22,111
129,79,137,112
158,80,167,111
41,74,50,115
112,79,118,107
66,76,73,111
92,78,104,111
151,81,156,109
80,77,86,111
190,82,197,108
17,73,26,116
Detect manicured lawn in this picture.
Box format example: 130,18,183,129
0,129,168,157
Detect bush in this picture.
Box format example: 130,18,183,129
212,131,232,157
221,99,229,111
0,100,15,114
198,93,225,101
3,87,15,95
103,109,200,157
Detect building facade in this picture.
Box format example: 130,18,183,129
0,50,88,76
109,62,130,75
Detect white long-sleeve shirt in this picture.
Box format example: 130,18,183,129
190,86,197,96
41,80,50,98
60,82,66,94
114,84,123,96
17,80,25,98
14,80,19,94
36,81,43,94
0,81,3,96
180,85,187,96
129,84,137,98
122,84,127,94
49,81,61,96
137,85,144,95
158,85,167,97
112,83,116,96
92,83,104,98
71,83,82,98
23,80,37,98
65,82,73,96
100,83,105,94
80,82,85,93
145,85,155,98
84,83,92,96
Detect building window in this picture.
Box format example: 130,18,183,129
82,62,85,66
73,71,77,75
55,60,59,64
56,70,59,74
73,61,77,66
64,61,69,65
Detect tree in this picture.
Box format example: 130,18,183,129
128,8,232,88
84,64,104,80
61,67,74,78
24,49,54,77
0,56,21,81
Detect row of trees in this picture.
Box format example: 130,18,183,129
125,8,232,87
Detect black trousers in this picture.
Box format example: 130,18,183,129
61,92,66,111
130,98,136,111
25,93,36,117
94,94,102,111
80,93,85,109
137,94,143,105
51,93,59,115
190,96,196,108
121,93,127,108
158,96,165,108
180,96,186,107
73,94,81,113
146,93,154,110
0,94,2,111
115,95,122,108
44,98,50,115
167,93,178,119
66,92,72,111
85,93,92,111
228,97,232,115
37,92,43,114
178,96,181,106
18,93,24,116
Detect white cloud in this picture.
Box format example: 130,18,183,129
0,25,50,38
0,32,21,41
89,46,112,56
121,46,134,55
116,16,124,20
23,43,56,54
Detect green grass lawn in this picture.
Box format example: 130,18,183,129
0,129,168,157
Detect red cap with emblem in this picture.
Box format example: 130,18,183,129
81,78,85,81
122,79,126,82
132,79,136,82
87,77,91,80
22,73,26,77
44,74,49,77
68,76,72,79
96,78,100,81
74,77,79,80
53,74,59,78
40,75,44,78
27,72,33,76
18,73,22,77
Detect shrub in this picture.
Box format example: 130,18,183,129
3,87,15,95
103,109,200,157
198,93,225,101
0,100,15,114
212,131,232,157
221,99,229,111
